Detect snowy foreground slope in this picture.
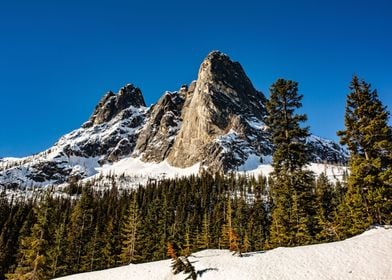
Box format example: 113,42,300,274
57,227,392,280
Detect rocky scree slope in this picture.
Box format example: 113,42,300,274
0,51,348,188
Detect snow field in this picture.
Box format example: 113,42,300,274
56,227,392,280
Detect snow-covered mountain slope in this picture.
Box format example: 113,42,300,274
77,157,346,191
56,227,392,280
0,84,149,189
0,51,348,189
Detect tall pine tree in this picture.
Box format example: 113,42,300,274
120,194,141,264
266,79,315,246
337,76,392,230
8,195,55,280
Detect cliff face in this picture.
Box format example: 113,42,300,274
166,51,270,171
134,88,185,162
0,51,348,188
83,84,146,128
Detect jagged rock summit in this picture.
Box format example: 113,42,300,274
167,51,269,171
83,84,146,127
0,51,348,188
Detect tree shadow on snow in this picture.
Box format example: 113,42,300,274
241,251,265,257
197,268,219,276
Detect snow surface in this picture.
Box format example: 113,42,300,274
80,156,201,189
238,154,347,183
98,156,200,178
56,227,392,280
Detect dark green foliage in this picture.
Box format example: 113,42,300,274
0,198,34,279
266,79,309,174
1,173,272,278
120,194,141,264
66,188,95,273
0,165,381,278
266,78,316,247
8,195,56,280
337,76,392,233
314,173,342,241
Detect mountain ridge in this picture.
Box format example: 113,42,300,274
0,51,348,189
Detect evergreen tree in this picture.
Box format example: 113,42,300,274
99,217,116,269
337,183,371,238
81,223,100,272
266,78,315,247
268,177,291,246
1,199,34,278
181,224,192,256
48,217,67,277
66,189,94,273
120,195,141,264
8,195,54,280
0,189,9,230
197,213,210,249
242,232,251,253
266,79,309,174
314,174,341,241
220,197,240,252
337,76,392,227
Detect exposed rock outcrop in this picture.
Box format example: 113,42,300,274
135,89,185,162
167,51,270,171
0,51,348,188
0,84,149,187
83,84,145,128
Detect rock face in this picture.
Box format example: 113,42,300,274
167,51,270,171
0,85,149,188
0,51,348,188
134,89,185,162
83,84,145,127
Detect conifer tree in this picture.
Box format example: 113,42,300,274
48,218,67,277
8,195,54,280
313,173,342,241
197,213,210,249
81,223,100,272
220,197,240,253
1,200,35,278
268,177,291,246
120,195,140,264
66,189,94,273
337,76,392,228
266,78,314,247
0,190,9,230
336,183,371,237
100,217,116,269
242,232,251,253
220,197,232,249
266,79,309,174
167,242,177,259
181,224,192,256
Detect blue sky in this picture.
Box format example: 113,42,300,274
1,0,391,157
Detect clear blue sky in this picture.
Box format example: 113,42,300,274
1,0,391,157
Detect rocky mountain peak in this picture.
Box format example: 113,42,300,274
83,84,146,128
167,51,268,170
197,51,266,118
0,51,348,189
118,84,146,108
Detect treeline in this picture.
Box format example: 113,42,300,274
2,171,348,279
0,75,391,279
